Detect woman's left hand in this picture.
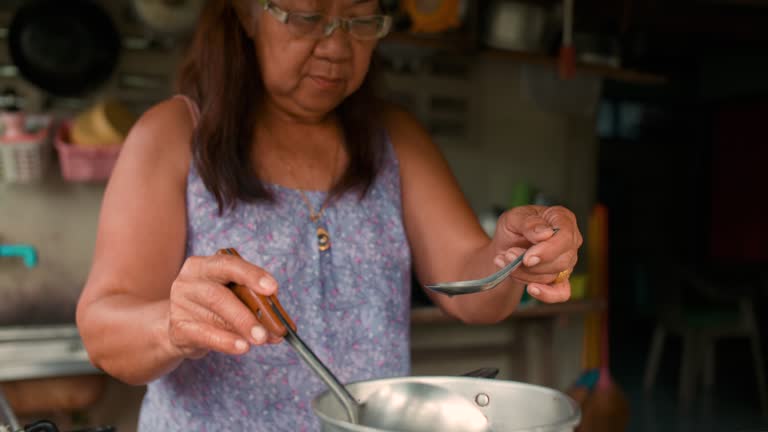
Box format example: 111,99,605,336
492,205,583,303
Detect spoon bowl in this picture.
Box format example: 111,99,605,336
426,252,526,296
359,381,491,432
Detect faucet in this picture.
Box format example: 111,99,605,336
0,244,38,268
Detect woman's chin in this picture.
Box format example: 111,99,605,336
296,96,346,118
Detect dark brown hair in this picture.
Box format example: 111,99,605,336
176,0,385,213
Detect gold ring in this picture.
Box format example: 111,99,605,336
553,269,572,284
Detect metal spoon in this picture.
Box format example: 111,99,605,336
425,251,527,296
220,248,491,432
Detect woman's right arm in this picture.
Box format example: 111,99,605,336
76,98,279,385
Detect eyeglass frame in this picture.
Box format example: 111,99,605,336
257,0,393,41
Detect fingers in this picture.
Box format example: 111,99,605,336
170,284,278,357
169,319,252,357
543,206,583,245
187,254,279,296
494,247,573,303
522,207,582,269
493,247,527,269
493,205,582,304
520,215,558,245
495,206,580,263
495,246,577,283
526,279,572,303
185,281,266,343
169,254,285,358
525,248,578,275
497,206,549,244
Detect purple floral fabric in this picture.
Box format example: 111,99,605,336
137,141,412,431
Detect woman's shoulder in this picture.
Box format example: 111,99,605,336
379,99,438,159
132,96,196,149
121,96,196,178
380,100,422,133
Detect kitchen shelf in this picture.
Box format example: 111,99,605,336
382,32,667,85
484,48,668,85
411,298,606,325
383,31,476,52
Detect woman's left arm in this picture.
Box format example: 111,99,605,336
386,107,583,324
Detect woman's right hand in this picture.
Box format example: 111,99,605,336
167,253,282,359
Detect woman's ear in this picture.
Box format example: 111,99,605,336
232,0,257,38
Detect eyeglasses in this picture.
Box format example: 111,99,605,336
258,0,392,41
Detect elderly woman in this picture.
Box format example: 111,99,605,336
76,0,582,430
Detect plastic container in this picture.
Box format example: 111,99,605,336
54,122,122,182
70,100,136,148
0,113,53,183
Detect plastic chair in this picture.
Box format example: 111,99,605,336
642,269,768,414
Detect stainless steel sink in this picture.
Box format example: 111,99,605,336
0,324,100,382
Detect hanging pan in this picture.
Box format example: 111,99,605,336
8,0,122,97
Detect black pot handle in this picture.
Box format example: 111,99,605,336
71,427,116,432
24,420,58,432
23,421,116,432
461,367,500,379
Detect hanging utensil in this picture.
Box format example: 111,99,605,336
131,0,206,37
558,0,576,79
219,248,491,432
7,0,121,97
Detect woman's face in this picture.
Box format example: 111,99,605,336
239,0,382,119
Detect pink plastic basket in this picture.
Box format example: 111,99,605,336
54,122,122,182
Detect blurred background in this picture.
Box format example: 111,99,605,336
0,0,766,431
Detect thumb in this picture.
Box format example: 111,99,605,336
496,206,553,247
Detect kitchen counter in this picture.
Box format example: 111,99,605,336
411,298,605,324
0,298,603,383
409,298,605,390
0,324,100,382
0,324,107,420
0,300,598,424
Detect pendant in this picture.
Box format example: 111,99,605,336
317,227,331,252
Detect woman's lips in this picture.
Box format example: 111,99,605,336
310,76,344,90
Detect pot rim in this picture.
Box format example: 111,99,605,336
311,375,582,431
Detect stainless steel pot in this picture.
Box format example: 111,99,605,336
312,376,581,432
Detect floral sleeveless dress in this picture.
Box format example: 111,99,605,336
137,96,413,431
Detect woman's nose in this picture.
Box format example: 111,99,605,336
313,20,353,62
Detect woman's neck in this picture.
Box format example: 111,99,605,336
259,98,338,130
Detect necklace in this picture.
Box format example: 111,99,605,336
269,130,341,252
297,190,333,252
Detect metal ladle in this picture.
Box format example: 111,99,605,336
220,248,491,432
